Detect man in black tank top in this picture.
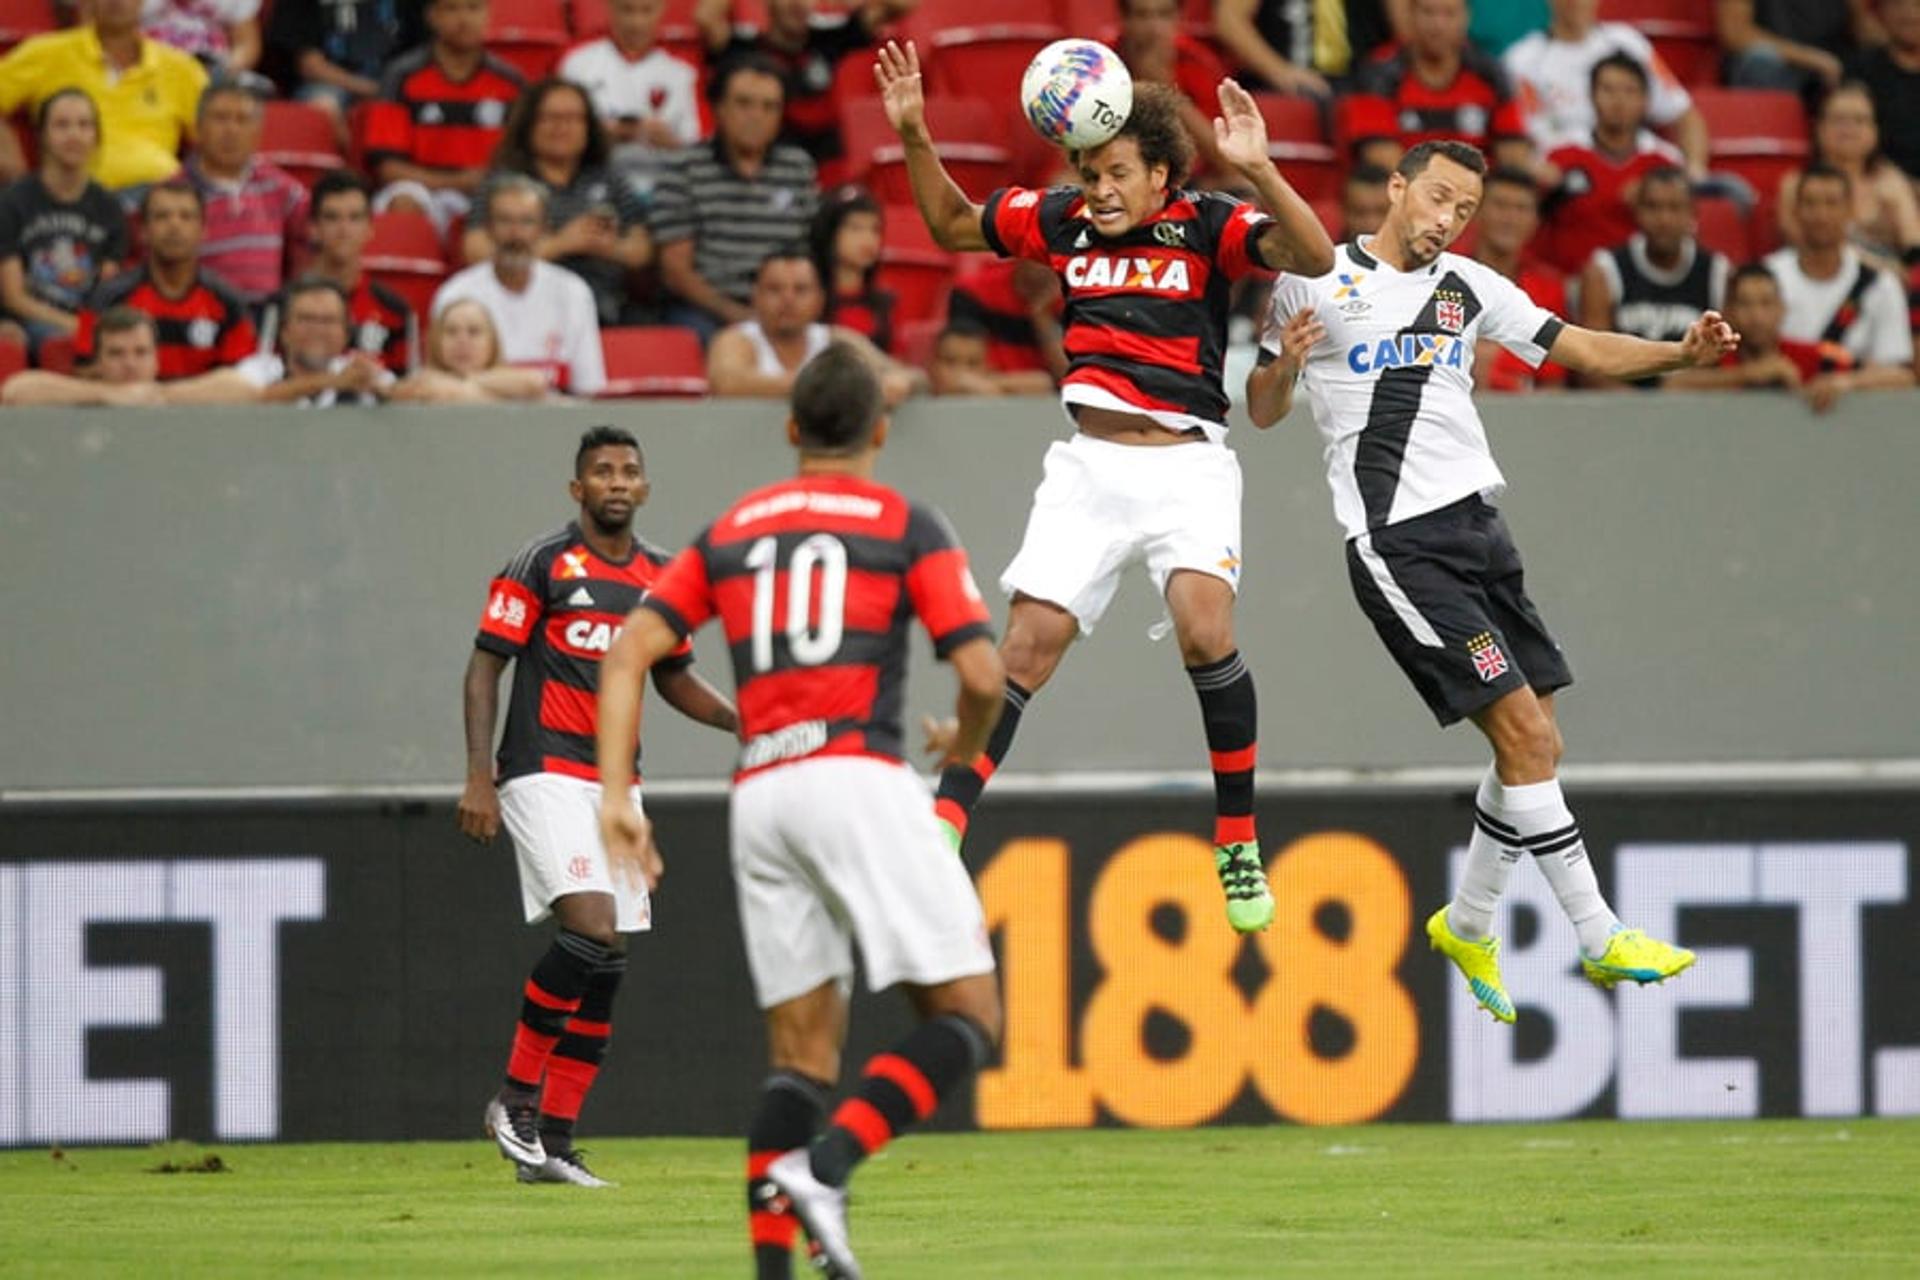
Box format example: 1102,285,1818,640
1577,167,1729,386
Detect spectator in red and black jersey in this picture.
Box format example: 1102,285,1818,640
364,0,525,235
75,180,257,379
1538,51,1685,277
185,81,309,308
1667,262,1840,401
461,424,738,1189
880,44,1334,934
945,257,1067,382
694,0,918,186
1471,166,1567,392
1118,0,1234,178
1350,0,1532,172
809,186,895,354
272,170,416,374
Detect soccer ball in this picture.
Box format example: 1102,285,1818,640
1019,39,1133,150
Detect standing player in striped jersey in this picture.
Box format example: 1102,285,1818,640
875,40,1336,933
460,426,738,1186
1249,140,1733,1021
597,344,1005,1280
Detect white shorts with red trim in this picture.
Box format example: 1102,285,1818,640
498,773,651,933
728,756,995,1009
1000,431,1244,635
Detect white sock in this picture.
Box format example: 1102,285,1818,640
1502,777,1620,957
1447,768,1519,941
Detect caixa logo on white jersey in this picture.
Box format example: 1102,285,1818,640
0,859,325,1145
1346,333,1469,374
1063,255,1195,294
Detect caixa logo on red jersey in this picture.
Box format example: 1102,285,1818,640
1063,255,1196,294
549,616,623,657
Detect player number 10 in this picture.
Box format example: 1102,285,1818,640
745,534,848,671
975,832,1420,1129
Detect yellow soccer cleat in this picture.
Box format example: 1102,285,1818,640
1215,843,1274,933
1581,928,1697,989
1426,906,1516,1024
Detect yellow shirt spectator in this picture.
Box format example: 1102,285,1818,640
0,26,208,190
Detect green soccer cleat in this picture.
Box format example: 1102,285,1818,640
935,815,963,855
1581,927,1697,989
1215,842,1273,933
1426,906,1516,1024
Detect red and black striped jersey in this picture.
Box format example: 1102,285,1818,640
365,49,525,174
75,265,258,380
980,185,1276,435
719,14,873,181
1350,47,1529,153
639,474,993,780
475,523,694,784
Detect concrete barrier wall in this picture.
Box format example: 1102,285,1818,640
2,391,1916,789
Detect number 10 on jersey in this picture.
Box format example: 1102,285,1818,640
746,534,848,671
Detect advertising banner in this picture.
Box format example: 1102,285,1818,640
2,787,1915,1146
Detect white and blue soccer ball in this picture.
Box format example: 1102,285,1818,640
1020,38,1133,150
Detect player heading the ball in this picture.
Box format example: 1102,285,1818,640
1250,140,1732,1019
874,39,1333,934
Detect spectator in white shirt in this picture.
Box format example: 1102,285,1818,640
1505,0,1710,176
431,176,607,395
1763,163,1917,397
559,0,702,188
235,276,393,405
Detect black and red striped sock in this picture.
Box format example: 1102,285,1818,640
934,681,1030,841
1188,651,1258,848
503,929,610,1094
538,950,625,1151
809,1014,991,1188
747,1071,828,1279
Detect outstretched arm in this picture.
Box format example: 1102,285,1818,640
1245,305,1323,428
1211,79,1335,277
1549,310,1740,382
875,41,989,252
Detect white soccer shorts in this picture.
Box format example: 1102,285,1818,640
1000,432,1245,634
728,756,996,1009
497,773,651,933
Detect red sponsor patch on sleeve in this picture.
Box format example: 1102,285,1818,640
478,576,541,648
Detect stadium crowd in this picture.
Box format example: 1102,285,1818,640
1,0,1917,410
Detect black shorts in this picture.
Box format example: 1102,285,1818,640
1345,496,1573,727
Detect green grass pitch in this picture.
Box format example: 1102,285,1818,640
4,1120,1917,1276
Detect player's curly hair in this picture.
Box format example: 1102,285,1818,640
1070,83,1194,190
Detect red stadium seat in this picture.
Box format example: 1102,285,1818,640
1602,0,1721,86
878,208,959,328
1252,93,1339,200
1693,193,1750,263
0,337,26,384
488,0,571,80
572,0,612,36
598,325,709,396
909,0,1064,105
1692,88,1810,195
0,0,56,54
258,101,346,191
364,210,451,317
1309,195,1340,238
37,336,76,374
843,96,1014,204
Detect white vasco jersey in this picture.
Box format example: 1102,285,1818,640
1264,239,1564,540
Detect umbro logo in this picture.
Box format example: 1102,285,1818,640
567,587,595,606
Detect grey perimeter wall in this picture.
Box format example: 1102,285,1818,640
2,392,1916,790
